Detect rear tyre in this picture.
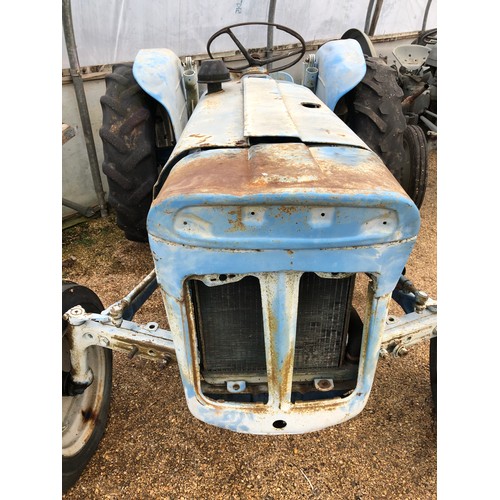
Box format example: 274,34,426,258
100,64,159,242
402,124,428,208
62,282,112,493
342,57,407,189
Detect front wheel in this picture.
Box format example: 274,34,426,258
430,335,437,410
62,282,112,493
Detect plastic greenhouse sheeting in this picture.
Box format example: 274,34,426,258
62,0,436,68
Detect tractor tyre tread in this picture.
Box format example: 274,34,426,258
347,56,407,186
403,124,428,208
99,64,158,242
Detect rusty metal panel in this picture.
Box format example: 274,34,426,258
156,144,406,201
244,77,368,147
167,80,246,152
149,144,419,251
158,76,369,185
145,74,422,434
243,77,298,138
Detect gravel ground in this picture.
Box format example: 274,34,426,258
62,148,437,500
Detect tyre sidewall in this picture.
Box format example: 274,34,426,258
62,283,113,493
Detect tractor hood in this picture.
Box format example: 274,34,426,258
153,76,370,196
148,75,419,252
148,142,419,250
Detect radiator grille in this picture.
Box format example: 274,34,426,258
192,277,266,376
294,273,354,371
191,273,354,380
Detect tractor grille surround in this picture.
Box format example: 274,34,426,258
191,273,355,383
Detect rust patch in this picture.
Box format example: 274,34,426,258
183,283,204,397
189,133,211,138
267,306,278,337
279,206,298,215
154,143,407,205
226,207,245,232
278,349,294,401
81,408,96,423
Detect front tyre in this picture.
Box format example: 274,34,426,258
62,282,112,493
430,335,437,410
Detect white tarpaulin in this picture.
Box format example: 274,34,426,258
62,0,436,68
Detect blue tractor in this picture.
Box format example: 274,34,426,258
62,23,436,492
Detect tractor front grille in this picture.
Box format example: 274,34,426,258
190,273,354,382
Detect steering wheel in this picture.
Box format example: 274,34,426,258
207,22,306,72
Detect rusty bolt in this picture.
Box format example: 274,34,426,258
99,336,110,347
415,291,429,313
109,304,124,326
398,347,409,357
314,378,334,391
158,355,172,370
128,346,139,359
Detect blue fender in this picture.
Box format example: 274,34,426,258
315,39,366,111
133,48,188,142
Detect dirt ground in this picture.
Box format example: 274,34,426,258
62,147,437,500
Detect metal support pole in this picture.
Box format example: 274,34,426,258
62,0,108,217
419,115,437,133
368,0,384,37
62,198,97,218
266,0,277,71
364,0,376,34
183,58,199,118
422,0,433,31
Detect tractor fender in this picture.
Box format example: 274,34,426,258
315,39,366,111
133,48,188,142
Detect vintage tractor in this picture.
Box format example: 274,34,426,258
62,23,437,492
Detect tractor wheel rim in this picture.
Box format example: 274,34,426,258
62,337,107,457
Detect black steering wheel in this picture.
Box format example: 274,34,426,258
207,22,306,73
